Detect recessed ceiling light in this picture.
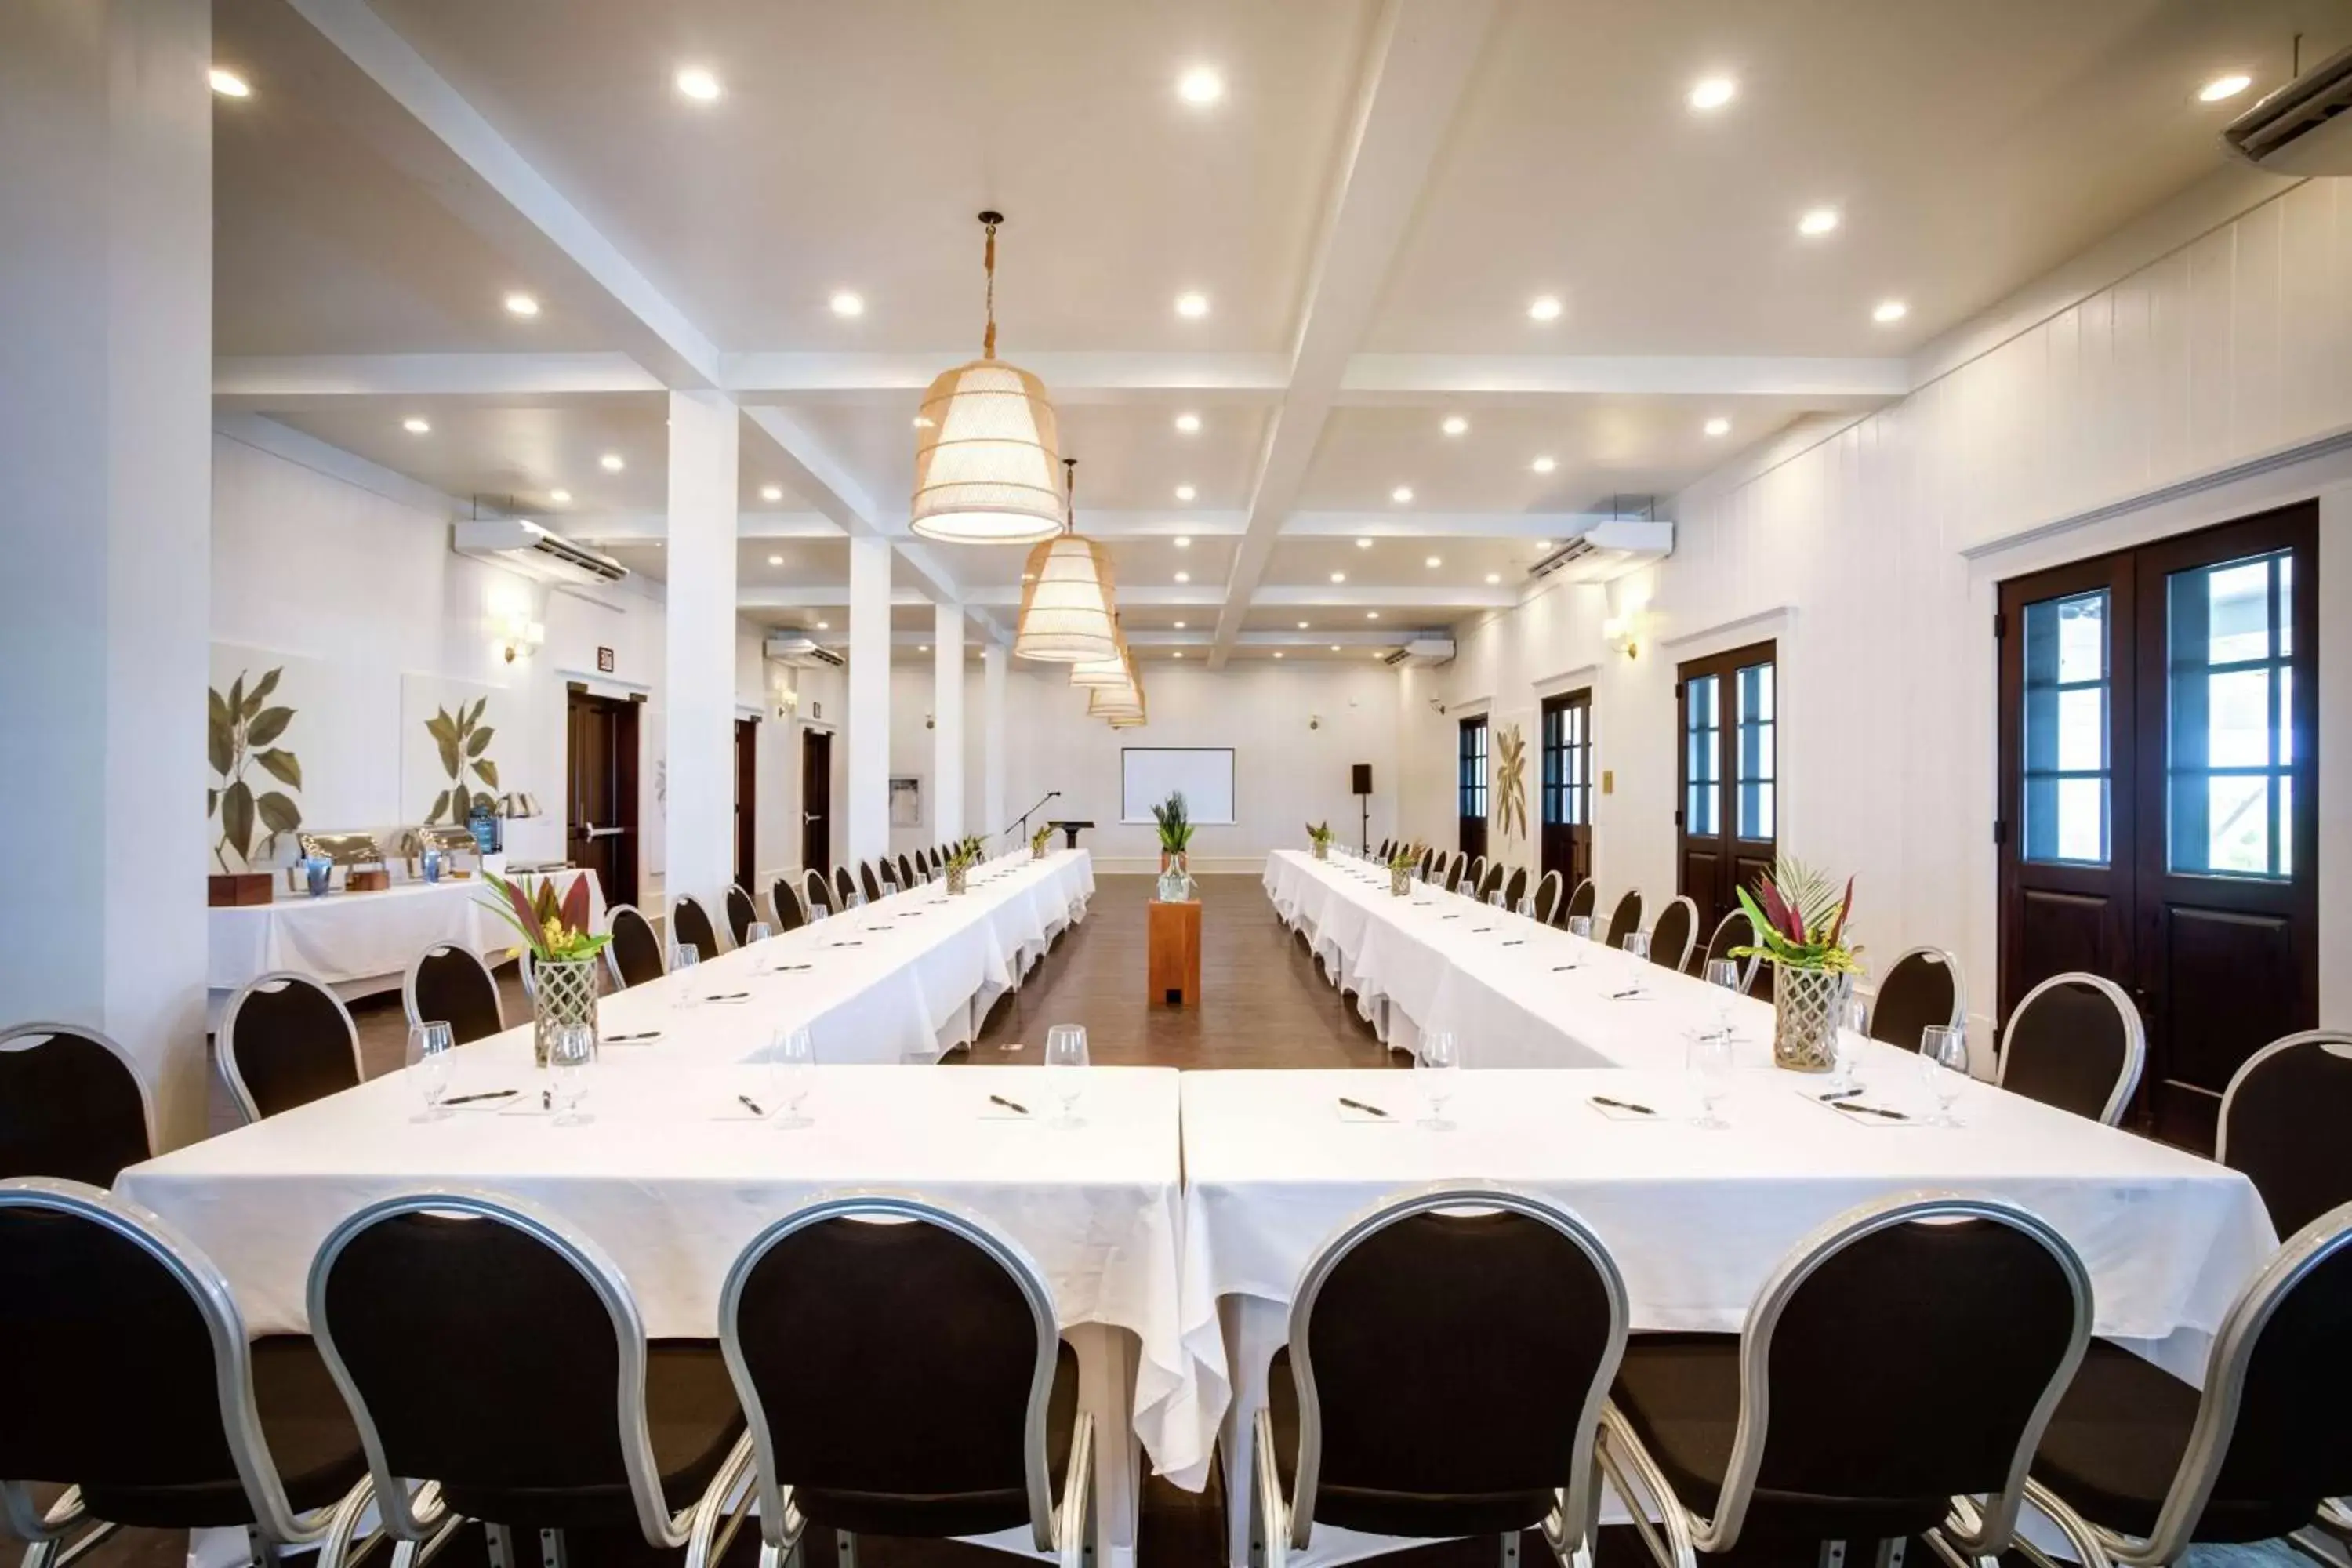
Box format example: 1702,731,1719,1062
1355,538,1373,549
1178,66,1225,105
1704,416,1731,437
1872,299,1909,324
1174,571,1190,583
1687,75,1737,112
1486,572,1502,584
1534,541,1551,551
912,415,934,429
1174,535,1192,548
1174,620,1187,630
1173,651,1185,659
674,67,722,102
1425,555,1442,568
760,484,784,502
1330,572,1346,583
1174,292,1210,319
1273,651,1284,659
1366,612,1380,620
1798,207,1841,238
401,416,430,434
1174,484,1196,501
1391,485,1414,503
1330,644,1341,652
767,554,783,566
600,452,625,471
919,644,930,653
1298,621,1310,630
1527,295,1563,322
815,619,830,630
503,292,539,317
549,488,571,504
1174,412,1201,434
209,67,251,98
1530,455,1556,474
1441,415,1469,437
2199,73,2252,103
829,291,865,318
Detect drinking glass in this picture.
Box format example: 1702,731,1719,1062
1416,1029,1460,1130
406,1021,453,1121
1489,890,1506,910
1703,958,1741,1040
1919,1025,1970,1126
1568,915,1593,941
1830,997,1868,1091
1686,1032,1733,1129
769,1025,815,1129
1619,931,1651,997
745,921,774,973
671,943,700,1010
548,1024,593,1127
1044,1024,1090,1128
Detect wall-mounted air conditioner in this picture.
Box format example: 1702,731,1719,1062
764,635,846,669
453,518,628,586
2223,43,2352,174
1381,637,1455,669
1528,518,1674,584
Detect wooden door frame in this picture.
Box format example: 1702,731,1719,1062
1675,639,1777,931
733,716,758,895
1457,712,1490,859
564,684,641,909
1539,687,1592,889
800,725,833,876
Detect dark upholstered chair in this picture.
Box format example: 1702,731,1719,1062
1696,909,1758,990
1598,1196,2091,1566
2218,1031,2352,1240
1648,896,1697,971
1475,861,1506,904
1997,973,2143,1125
769,875,810,935
2023,1200,2352,1566
724,886,759,949
1530,870,1563,925
604,904,667,990
805,870,838,919
670,895,724,960
877,859,901,895
1605,890,1644,950
218,973,363,1123
0,1179,373,1568
1464,857,1489,897
858,861,887,905
718,1197,1093,1568
400,944,504,1047
833,866,860,909
309,1192,753,1563
1417,847,1435,879
1255,1189,1627,1566
1564,878,1598,926
1500,866,1529,912
898,852,921,889
0,1024,153,1187
1868,945,1966,1052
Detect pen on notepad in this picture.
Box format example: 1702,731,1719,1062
989,1094,1030,1116
1338,1097,1390,1119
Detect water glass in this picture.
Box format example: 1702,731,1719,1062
1686,1032,1733,1129
420,846,443,885
406,1021,453,1121
304,855,332,898
1044,1024,1090,1129
769,1025,815,1128
549,1024,594,1126
1416,1029,1460,1130
671,943,701,1009
1831,997,1868,1091
1568,914,1593,941
746,921,774,972
1619,931,1651,996
1919,1025,1970,1126
1703,958,1741,1040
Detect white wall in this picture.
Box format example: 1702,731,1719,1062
1401,175,2352,1061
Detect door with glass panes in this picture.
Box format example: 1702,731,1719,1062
1540,688,1592,893
1676,641,1777,942
1996,502,2317,1149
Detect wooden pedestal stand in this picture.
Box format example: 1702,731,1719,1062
1146,898,1201,1007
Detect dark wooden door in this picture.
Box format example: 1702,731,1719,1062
1998,502,2318,1149
1457,714,1489,860
1676,641,1777,938
800,727,832,875
564,687,639,909
733,717,757,893
1540,688,1592,890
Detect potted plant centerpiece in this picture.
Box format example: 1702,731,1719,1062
1388,842,1417,897
1306,821,1334,862
1152,791,1196,901
479,871,612,1068
1730,858,1862,1073
1030,822,1054,861
945,837,982,895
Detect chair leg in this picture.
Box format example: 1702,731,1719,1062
835,1531,858,1568
1873,1541,1905,1568
1817,1544,1846,1568
534,1529,567,1568
483,1525,515,1568
1501,1533,1522,1568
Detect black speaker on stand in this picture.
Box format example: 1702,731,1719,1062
1352,764,1374,855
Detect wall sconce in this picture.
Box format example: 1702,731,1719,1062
774,687,800,718
1602,613,1643,660
498,612,546,664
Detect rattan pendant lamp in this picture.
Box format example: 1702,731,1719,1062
1012,458,1120,664
1069,612,1131,689
909,212,1066,544
1086,638,1145,724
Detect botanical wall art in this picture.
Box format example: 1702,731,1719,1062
1493,720,1530,844
207,645,321,872
401,674,510,828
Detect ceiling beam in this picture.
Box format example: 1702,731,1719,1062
214,354,666,401
738,586,934,610
738,405,963,607
1284,510,1627,539
1208,0,1500,669
562,510,843,543
962,583,1228,610
726,351,1289,402
1252,583,1516,609
1338,354,1907,402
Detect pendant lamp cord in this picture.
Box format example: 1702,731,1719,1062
982,216,1000,359
1062,457,1077,534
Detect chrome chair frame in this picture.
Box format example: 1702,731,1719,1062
671,894,727,957
1868,945,1968,1044
216,971,365,1125
803,871,837,920
834,866,862,909
1648,895,1698,973
1998,972,2144,1127
602,904,664,991
0,1178,376,1568
307,1189,756,1563
724,886,760,948
717,1194,1094,1568
768,876,811,933
1254,1184,1630,1568
1595,1194,2092,1568
2216,1029,2352,1170
1695,909,1759,993
0,1021,158,1167
1530,870,1564,926
2015,1200,2352,1568
1604,890,1643,949
399,944,505,1037
1563,879,1597,925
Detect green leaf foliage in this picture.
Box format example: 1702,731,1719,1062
428,789,451,826
256,790,301,836
253,748,302,789
245,706,293,747
244,666,281,715
209,710,234,778
221,780,255,861
472,757,500,788
466,725,493,757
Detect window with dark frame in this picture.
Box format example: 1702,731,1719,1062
1458,715,1489,820
1676,640,1778,939
1541,695,1588,828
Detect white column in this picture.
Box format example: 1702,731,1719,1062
932,603,966,845
0,0,212,1147
982,644,1009,848
845,535,892,864
662,390,738,907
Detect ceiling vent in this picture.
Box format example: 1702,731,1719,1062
764,635,847,669
2223,44,2352,174
1381,637,1455,669
453,518,627,586
1528,510,1675,585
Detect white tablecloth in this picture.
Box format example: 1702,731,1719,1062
1177,1064,2277,1563
208,868,604,996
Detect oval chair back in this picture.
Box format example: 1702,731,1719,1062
1604,889,1643,949
1530,870,1563,925
603,905,666,991
833,866,859,909
1697,909,1759,991
805,871,838,919
1267,1189,1628,1553
724,886,758,949
220,972,364,1123
1465,857,1487,895
1647,896,1697,971
669,895,723,961
717,1196,1086,1556
0,1024,154,1188
1501,866,1529,911
898,853,920,889
0,1178,369,1546
401,944,505,1047
858,862,886,905
1868,946,1966,1052
1998,973,2144,1125
878,859,901,895
1417,847,1435,878
1476,862,1507,904
769,877,809,935
1564,878,1597,924
2218,1031,2352,1238
307,1192,751,1551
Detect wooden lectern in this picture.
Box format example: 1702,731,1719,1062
1147,897,1201,1007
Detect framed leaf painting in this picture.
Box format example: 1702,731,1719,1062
400,674,511,827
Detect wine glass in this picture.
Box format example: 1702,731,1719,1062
1919,1025,1970,1126
671,943,701,1010
746,921,774,973
548,1024,593,1127
1044,1024,1089,1128
1619,931,1651,997
1830,996,1868,1092
1416,1029,1460,1129
769,1025,815,1129
1686,1032,1733,1129
407,1021,453,1121
1568,914,1593,941
1703,958,1742,1041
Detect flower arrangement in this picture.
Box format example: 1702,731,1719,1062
1030,823,1054,858
1729,858,1860,973
947,838,982,873
1305,821,1334,846
1388,842,1419,873
1152,792,1196,858
479,870,610,964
